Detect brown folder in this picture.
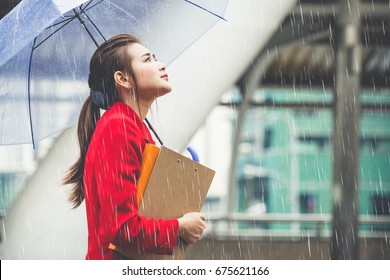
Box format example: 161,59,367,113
109,144,215,259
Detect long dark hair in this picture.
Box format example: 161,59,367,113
63,34,140,208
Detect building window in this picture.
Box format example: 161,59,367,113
263,127,273,149
0,172,25,212
371,193,390,231
299,193,317,230
299,193,317,214
238,176,269,228
297,135,329,150
372,194,390,215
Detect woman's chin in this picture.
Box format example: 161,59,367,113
158,86,173,97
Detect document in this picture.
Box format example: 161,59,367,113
109,144,215,259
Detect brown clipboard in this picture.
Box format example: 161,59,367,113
109,144,215,260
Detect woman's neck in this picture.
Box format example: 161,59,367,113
122,97,153,121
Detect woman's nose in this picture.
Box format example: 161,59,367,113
159,62,166,71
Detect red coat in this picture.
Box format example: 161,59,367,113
83,101,179,260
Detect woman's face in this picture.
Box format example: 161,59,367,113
128,43,172,100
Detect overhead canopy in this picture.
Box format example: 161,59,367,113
148,0,298,150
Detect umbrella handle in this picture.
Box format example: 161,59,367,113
187,146,200,163
145,118,199,162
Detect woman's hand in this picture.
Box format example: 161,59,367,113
177,212,207,244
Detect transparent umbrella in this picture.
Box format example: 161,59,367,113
0,0,228,147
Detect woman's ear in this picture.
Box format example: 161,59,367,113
114,71,132,90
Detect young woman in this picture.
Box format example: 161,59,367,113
63,34,206,260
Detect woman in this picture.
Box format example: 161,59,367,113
63,34,206,260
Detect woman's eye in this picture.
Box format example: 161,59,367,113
145,56,157,62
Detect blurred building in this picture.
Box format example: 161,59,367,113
206,88,390,236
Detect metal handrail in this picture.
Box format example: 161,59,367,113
204,213,390,240
207,213,390,224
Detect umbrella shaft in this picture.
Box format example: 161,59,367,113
74,10,99,47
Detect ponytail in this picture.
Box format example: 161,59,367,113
63,96,100,208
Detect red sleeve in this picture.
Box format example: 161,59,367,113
95,117,179,255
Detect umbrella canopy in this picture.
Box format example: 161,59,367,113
0,0,228,147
